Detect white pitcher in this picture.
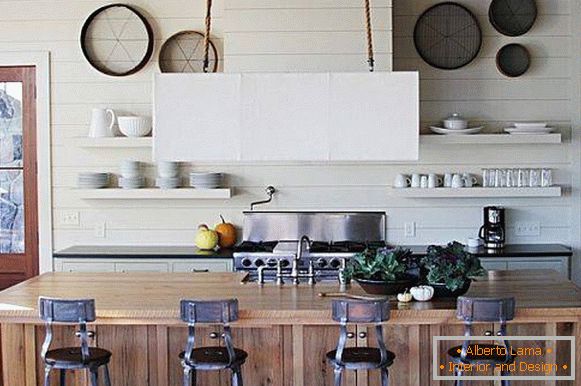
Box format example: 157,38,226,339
88,108,116,137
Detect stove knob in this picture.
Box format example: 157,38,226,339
254,259,265,267
329,258,342,269
316,258,328,268
280,259,290,268
267,258,278,268
241,258,252,268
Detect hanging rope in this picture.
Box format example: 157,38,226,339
203,0,213,73
364,0,375,72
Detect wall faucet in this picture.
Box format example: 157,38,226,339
291,235,311,285
250,186,276,210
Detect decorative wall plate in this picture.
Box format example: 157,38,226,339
496,43,531,77
159,31,218,73
414,2,482,70
489,0,537,36
80,4,154,76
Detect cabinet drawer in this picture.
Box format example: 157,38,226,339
60,261,116,273
115,262,170,273
479,259,508,271
507,260,566,276
172,259,232,273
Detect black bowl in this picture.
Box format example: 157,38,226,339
429,280,471,298
354,274,418,295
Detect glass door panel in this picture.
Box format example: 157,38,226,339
0,169,24,253
0,82,23,167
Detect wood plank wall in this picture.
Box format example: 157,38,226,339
0,0,576,278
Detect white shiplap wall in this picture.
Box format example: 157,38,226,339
0,0,576,280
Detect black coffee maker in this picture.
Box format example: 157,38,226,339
479,206,505,249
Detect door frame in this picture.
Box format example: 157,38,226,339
0,52,52,274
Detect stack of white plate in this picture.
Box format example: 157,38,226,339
119,160,145,189
119,176,146,189
189,172,223,189
429,125,484,135
504,122,554,135
77,173,110,189
156,161,181,189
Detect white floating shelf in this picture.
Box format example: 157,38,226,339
75,137,153,148
390,187,562,198
78,188,232,200
420,133,562,145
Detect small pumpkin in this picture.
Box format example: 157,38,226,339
397,290,413,303
215,215,237,248
195,224,219,250
410,285,434,302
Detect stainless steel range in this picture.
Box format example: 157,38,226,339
233,212,388,285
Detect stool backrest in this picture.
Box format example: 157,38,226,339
180,299,240,367
455,296,516,364
331,299,391,367
456,296,515,323
331,299,390,324
39,298,96,323
180,299,239,324
38,297,96,363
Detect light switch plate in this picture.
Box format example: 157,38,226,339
404,222,416,238
94,222,106,238
515,222,541,237
59,211,80,226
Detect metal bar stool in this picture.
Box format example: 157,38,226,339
326,299,395,386
179,299,248,386
38,297,112,386
448,296,516,386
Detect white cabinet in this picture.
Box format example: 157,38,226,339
172,260,232,273
56,259,116,273
116,262,170,273
54,258,233,273
479,256,570,278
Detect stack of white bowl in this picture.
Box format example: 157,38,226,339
156,161,181,189
77,172,110,189
119,160,145,189
189,172,223,189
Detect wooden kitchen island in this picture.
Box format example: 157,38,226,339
0,270,579,386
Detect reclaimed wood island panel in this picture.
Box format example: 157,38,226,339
0,271,579,386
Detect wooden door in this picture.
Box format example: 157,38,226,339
0,66,38,289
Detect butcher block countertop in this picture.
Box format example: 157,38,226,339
0,270,579,326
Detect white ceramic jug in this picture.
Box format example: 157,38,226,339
89,108,116,137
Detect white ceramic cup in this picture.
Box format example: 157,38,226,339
89,108,116,138
462,173,478,188
443,173,453,188
393,174,411,189
420,175,429,189
428,174,442,188
451,174,464,188
411,174,421,188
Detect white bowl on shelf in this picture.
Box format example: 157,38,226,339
118,116,152,137
157,161,180,178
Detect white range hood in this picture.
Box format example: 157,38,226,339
153,72,419,162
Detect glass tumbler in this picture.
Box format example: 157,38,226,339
517,169,529,188
506,169,516,188
529,168,541,187
495,169,507,188
541,169,553,187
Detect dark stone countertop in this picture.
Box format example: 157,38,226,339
53,245,234,259
405,243,572,258
53,244,572,260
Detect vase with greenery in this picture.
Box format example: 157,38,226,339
421,241,486,297
343,247,419,295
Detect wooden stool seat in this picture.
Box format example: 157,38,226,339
448,344,516,365
326,347,395,370
45,347,112,368
180,347,248,369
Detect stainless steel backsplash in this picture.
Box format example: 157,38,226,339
241,211,386,242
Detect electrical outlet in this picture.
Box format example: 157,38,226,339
94,222,106,238
404,222,416,238
59,211,80,226
515,222,541,237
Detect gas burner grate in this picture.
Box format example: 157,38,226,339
234,241,278,253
